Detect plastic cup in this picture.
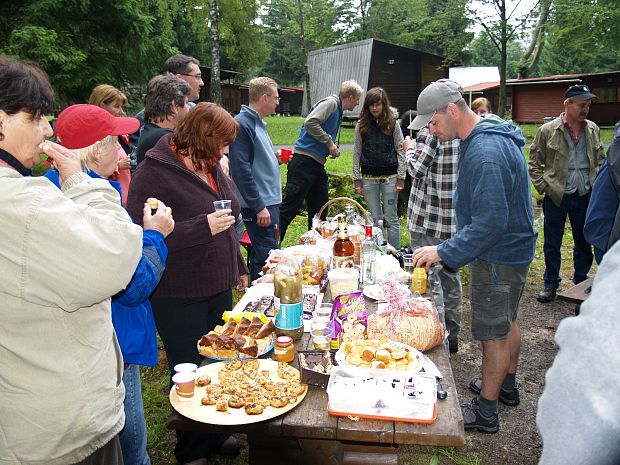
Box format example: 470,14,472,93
311,327,333,350
173,363,197,373
313,304,332,323
213,200,232,212
280,148,293,163
172,371,197,400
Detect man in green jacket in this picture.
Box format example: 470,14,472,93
528,84,605,303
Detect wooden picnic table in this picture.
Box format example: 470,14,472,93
167,295,465,465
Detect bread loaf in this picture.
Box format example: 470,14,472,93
367,309,445,352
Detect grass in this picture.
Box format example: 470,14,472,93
143,117,598,465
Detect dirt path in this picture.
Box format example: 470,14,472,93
399,285,577,465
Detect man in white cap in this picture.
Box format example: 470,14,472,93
411,79,537,433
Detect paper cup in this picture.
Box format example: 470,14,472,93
174,363,197,373
172,371,197,400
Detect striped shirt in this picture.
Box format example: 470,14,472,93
406,127,459,240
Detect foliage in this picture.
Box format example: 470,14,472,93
349,0,473,67
535,0,620,76
258,0,355,87
465,31,525,79
0,0,178,105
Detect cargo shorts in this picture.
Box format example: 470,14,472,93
469,259,529,340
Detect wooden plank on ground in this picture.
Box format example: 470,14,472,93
557,276,594,304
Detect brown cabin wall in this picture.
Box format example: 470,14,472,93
368,44,447,115
512,74,620,126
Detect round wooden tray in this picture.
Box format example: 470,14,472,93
169,359,307,425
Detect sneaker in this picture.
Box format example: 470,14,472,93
469,377,520,406
461,397,499,433
448,337,458,354
537,287,556,303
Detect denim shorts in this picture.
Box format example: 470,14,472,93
469,259,529,340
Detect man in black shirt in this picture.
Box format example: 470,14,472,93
135,74,191,165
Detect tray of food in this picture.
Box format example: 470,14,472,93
169,359,308,425
335,338,423,372
197,316,275,360
327,367,436,423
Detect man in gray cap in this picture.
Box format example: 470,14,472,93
411,79,537,433
529,84,605,303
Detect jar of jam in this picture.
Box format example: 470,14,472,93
274,335,295,363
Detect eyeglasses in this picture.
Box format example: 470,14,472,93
266,94,280,101
179,73,203,80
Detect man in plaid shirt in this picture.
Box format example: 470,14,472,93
403,126,462,353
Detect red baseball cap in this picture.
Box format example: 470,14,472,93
55,104,140,149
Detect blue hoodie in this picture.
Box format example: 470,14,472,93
437,115,537,269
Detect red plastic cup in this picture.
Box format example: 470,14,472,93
280,148,293,163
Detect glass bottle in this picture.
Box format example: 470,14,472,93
274,257,304,340
361,224,376,286
332,219,355,268
374,220,387,254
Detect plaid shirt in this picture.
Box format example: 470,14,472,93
406,127,459,240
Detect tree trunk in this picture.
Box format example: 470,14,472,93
296,0,311,113
209,0,222,105
518,0,551,78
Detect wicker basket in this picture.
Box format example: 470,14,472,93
316,197,370,226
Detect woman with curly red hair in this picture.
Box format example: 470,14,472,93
126,102,248,465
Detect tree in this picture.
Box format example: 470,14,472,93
259,0,355,88
208,0,222,104
468,0,538,117
466,31,525,79
349,0,473,67
516,0,551,78
0,0,178,105
535,0,620,76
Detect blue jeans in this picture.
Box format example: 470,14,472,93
542,192,593,289
362,176,400,247
409,231,462,338
242,205,280,282
119,364,151,465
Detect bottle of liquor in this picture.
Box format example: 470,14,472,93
374,219,387,253
360,224,376,285
332,218,355,268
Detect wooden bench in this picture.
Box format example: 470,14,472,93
557,276,594,305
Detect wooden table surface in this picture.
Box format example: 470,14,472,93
167,294,465,464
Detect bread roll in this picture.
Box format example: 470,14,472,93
375,349,391,363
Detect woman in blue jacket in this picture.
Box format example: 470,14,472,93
46,104,175,465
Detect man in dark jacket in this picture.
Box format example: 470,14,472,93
135,74,191,165
584,121,620,263
410,80,537,434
